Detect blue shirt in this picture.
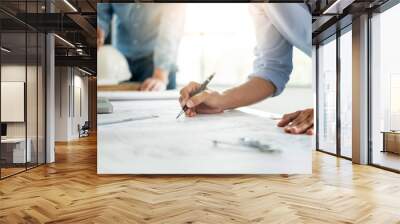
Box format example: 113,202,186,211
97,3,186,72
249,4,312,96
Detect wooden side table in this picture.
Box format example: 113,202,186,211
381,131,400,154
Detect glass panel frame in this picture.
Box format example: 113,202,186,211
315,25,354,161
0,0,47,180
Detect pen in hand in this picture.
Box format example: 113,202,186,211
176,73,216,119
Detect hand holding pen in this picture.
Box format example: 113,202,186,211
177,73,223,118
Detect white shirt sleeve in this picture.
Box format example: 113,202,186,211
249,4,293,97
249,3,311,96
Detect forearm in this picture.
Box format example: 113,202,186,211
218,77,276,110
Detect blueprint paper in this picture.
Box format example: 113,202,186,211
98,99,312,174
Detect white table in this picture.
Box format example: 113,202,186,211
97,95,312,174
1,138,31,163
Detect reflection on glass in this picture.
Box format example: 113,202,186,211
371,3,400,171
390,75,400,130
318,38,337,154
340,30,352,158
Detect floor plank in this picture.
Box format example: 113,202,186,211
0,134,400,224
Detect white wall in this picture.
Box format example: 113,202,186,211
55,67,89,141
1,64,47,164
71,73,89,138
55,66,69,141
1,65,38,138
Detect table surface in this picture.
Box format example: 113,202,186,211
381,131,400,134
97,93,312,174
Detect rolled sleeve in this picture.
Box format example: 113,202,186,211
249,4,294,97
154,4,186,72
249,44,293,96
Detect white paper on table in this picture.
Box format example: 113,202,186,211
98,110,158,126
98,90,179,101
98,100,312,174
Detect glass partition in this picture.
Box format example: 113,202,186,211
0,1,46,179
339,28,352,158
370,3,400,171
317,36,337,155
1,30,28,177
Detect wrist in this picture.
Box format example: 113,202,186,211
219,88,242,110
212,91,228,111
152,68,168,84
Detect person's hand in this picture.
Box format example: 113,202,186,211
140,77,167,91
140,68,168,91
179,82,223,117
277,108,314,135
97,27,105,49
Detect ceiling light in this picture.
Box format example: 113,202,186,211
323,0,355,15
54,34,75,48
1,47,11,53
78,67,92,76
63,0,78,12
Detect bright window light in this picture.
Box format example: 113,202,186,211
177,3,311,88
177,4,255,86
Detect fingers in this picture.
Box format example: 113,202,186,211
195,106,223,114
277,111,300,127
185,108,197,117
289,116,313,134
306,126,314,135
140,79,166,91
186,91,210,108
183,104,222,117
284,111,313,134
179,82,201,106
280,109,314,135
140,79,154,91
288,110,310,128
150,81,164,91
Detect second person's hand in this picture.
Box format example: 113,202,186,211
140,68,168,91
179,82,224,117
277,108,314,135
140,77,167,91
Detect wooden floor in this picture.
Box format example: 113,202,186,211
1,167,26,178
1,134,400,224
